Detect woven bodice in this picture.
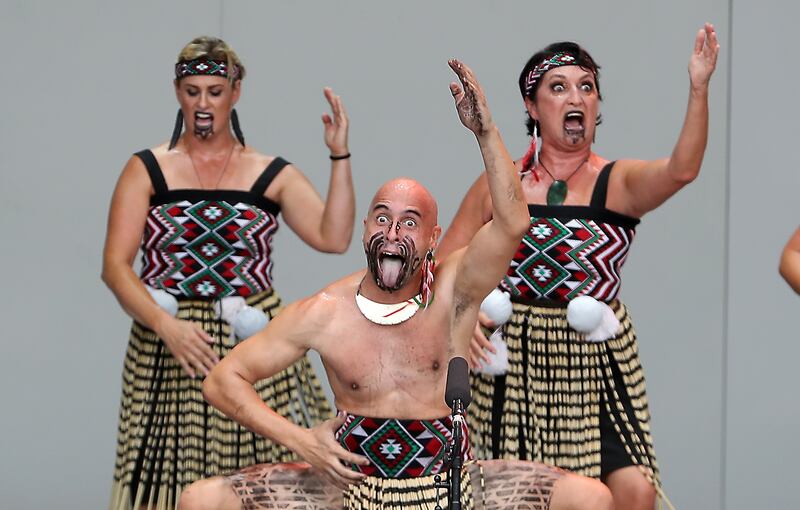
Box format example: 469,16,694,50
500,162,640,302
135,150,288,298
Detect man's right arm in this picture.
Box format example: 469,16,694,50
202,297,319,449
202,293,369,487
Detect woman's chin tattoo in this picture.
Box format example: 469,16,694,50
194,125,214,139
565,129,585,145
364,232,422,292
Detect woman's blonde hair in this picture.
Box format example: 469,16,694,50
177,36,245,82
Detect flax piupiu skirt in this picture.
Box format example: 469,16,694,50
468,299,660,486
109,288,331,510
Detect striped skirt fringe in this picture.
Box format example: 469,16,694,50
343,465,476,510
469,300,660,487
109,288,331,510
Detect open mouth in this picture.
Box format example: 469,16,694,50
365,232,420,292
378,251,407,289
563,111,585,137
195,111,214,130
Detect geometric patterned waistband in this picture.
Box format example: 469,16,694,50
336,413,473,479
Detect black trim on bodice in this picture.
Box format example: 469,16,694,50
134,149,287,216
502,161,640,302
526,162,640,229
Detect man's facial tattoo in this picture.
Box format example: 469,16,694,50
365,231,422,292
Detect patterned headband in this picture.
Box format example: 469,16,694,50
175,58,240,80
524,52,591,95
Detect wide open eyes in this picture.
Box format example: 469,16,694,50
375,215,417,230
550,81,595,94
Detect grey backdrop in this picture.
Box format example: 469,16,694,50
1,1,797,509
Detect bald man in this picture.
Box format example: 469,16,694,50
178,60,612,510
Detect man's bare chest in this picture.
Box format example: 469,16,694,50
322,313,453,392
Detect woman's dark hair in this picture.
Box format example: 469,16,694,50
518,41,602,136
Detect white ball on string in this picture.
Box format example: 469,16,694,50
233,306,270,341
146,286,179,317
480,289,513,326
566,295,604,333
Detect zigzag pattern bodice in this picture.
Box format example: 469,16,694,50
140,196,279,298
500,205,638,302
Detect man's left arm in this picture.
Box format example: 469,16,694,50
446,60,529,315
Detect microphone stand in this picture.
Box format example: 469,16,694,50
434,398,465,510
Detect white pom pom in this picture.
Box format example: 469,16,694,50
216,296,246,325
480,289,513,326
584,303,620,342
233,306,270,341
146,285,179,317
566,295,604,333
567,296,621,343
475,330,509,376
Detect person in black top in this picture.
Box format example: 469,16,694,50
436,24,720,510
102,36,355,510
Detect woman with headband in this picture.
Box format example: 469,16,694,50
436,24,719,509
102,36,354,510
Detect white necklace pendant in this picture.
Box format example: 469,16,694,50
355,292,422,325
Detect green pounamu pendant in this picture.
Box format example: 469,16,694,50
547,180,568,205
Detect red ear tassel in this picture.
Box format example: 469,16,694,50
421,250,435,308
520,137,539,181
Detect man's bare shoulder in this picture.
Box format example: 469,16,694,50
277,270,364,352
287,270,365,321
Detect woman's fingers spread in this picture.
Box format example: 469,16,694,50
184,351,208,377
477,311,495,329
178,357,195,379
186,340,216,372
198,344,220,370
470,339,489,365
195,325,215,344
193,333,219,363
474,323,492,349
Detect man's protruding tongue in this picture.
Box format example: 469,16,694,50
380,256,404,288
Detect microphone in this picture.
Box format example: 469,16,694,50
443,356,470,510
444,356,472,410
